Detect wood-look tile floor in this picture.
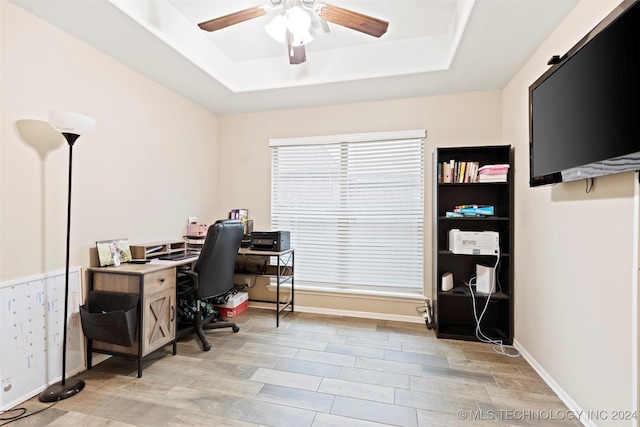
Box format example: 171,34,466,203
5,309,580,427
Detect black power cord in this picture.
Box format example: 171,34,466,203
0,401,57,426
415,300,434,330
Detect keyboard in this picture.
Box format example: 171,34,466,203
158,252,194,261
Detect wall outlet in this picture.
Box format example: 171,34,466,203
244,278,252,286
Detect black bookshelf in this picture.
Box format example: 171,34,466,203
432,145,513,344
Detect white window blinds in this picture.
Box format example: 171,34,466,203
270,130,425,294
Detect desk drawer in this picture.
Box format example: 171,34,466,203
144,268,176,295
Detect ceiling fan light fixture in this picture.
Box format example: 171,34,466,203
265,5,313,46
265,13,287,43
291,30,313,46
287,6,313,45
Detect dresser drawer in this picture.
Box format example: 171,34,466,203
144,268,176,295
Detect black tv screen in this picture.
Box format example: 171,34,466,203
529,0,640,187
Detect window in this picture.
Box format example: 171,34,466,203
270,130,425,295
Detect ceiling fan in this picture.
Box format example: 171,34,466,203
197,0,389,65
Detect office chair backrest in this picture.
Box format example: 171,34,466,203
193,219,244,300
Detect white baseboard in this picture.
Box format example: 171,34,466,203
514,339,592,427
248,302,425,324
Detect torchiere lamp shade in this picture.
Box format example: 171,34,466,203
48,111,96,136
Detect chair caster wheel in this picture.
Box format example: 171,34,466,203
232,326,240,333
203,343,211,351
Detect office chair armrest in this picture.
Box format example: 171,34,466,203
177,270,199,297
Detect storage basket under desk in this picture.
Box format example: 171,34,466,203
80,290,139,347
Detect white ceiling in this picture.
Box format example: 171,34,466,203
11,0,579,115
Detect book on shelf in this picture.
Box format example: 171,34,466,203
478,174,508,182
439,160,480,183
453,204,495,216
478,164,510,175
439,161,512,183
446,211,492,218
447,204,495,218
458,162,466,183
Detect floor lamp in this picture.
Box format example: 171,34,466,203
39,111,96,402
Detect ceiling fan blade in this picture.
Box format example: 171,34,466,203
198,7,267,32
318,4,388,38
287,30,306,65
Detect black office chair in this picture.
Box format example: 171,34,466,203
177,219,244,351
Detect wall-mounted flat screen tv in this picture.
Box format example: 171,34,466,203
529,0,640,187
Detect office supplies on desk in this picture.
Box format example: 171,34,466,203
187,222,208,237
158,252,193,261
131,241,187,261
145,245,163,254
229,209,253,238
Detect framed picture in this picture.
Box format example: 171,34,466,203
96,239,133,267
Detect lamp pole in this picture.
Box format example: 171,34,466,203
61,133,77,387
39,112,95,402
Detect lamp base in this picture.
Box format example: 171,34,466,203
38,378,85,402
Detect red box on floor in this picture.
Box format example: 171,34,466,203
217,300,248,318
215,292,249,318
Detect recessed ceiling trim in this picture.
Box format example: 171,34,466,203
8,0,580,115
109,0,237,88
109,0,476,93
444,0,475,66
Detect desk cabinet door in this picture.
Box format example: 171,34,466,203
143,289,175,355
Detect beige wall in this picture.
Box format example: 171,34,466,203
0,2,219,282
218,92,502,319
503,0,637,423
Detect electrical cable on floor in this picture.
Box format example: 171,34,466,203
415,299,434,329
0,408,26,421
0,401,57,426
415,304,428,315
467,244,521,358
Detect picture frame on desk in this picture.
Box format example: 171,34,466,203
96,238,132,267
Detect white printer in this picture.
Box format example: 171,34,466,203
448,229,499,255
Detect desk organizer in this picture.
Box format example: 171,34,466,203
80,290,139,347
